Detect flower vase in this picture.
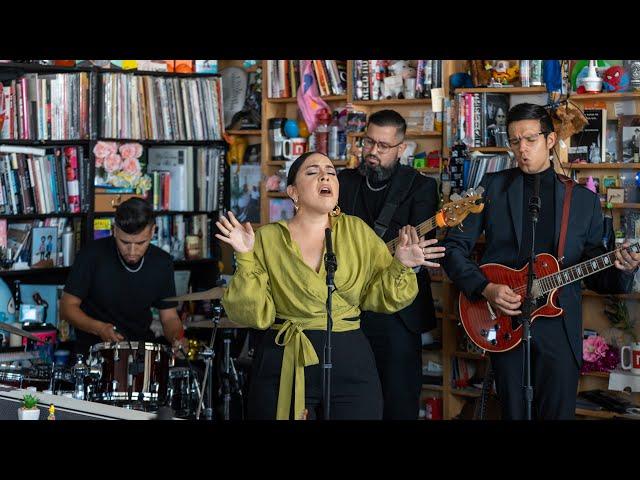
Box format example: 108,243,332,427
17,407,41,420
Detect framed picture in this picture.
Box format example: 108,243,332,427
617,115,640,163
606,187,625,204
30,226,58,267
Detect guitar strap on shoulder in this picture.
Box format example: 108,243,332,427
557,174,575,263
373,167,418,239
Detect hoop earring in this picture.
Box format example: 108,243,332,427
330,205,341,217
293,200,299,212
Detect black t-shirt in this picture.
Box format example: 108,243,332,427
63,237,178,353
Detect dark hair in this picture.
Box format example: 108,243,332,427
506,103,554,136
367,109,407,138
114,197,154,234
286,151,330,186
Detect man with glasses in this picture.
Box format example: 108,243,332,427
442,103,640,419
338,109,444,419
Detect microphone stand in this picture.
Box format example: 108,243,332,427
323,228,337,420
521,173,540,420
195,304,222,421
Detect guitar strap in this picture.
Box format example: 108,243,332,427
556,174,575,264
372,166,418,239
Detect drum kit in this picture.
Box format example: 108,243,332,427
0,286,246,420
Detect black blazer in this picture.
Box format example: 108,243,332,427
338,166,439,333
441,167,635,364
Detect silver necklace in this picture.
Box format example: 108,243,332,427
365,176,388,192
117,249,145,273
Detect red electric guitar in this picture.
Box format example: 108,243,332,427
459,242,640,352
385,188,485,254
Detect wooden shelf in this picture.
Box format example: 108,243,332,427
98,138,224,146
225,130,262,136
267,159,348,167
455,87,547,94
453,351,486,360
575,408,618,419
582,290,640,300
0,213,85,220
352,98,432,106
422,385,445,392
0,62,95,73
267,95,346,104
600,201,640,209
469,147,510,152
347,130,441,138
93,210,216,217
0,267,71,277
267,192,289,198
580,371,610,379
450,388,482,398
417,167,440,174
562,162,640,170
569,92,640,101
0,139,91,146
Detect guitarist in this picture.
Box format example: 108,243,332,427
442,103,640,419
339,109,445,419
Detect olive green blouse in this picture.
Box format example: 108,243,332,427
222,213,418,420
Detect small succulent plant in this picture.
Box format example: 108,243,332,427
22,394,39,410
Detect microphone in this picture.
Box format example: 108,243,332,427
529,172,541,221
324,228,337,286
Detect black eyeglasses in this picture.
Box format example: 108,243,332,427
362,136,403,154
508,131,546,148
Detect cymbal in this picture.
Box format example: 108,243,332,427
0,322,43,342
164,287,225,302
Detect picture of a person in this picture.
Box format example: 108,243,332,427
45,235,53,260
38,236,46,262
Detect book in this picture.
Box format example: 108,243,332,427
93,218,112,240
568,108,606,164
230,164,261,224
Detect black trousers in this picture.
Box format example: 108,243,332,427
247,327,383,420
489,316,579,420
361,311,422,420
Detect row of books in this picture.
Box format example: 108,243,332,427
93,214,212,261
1,217,81,266
454,92,510,148
443,145,515,194
0,73,90,140
451,357,479,390
146,145,226,212
0,145,88,215
353,60,442,101
266,60,347,99
100,73,224,141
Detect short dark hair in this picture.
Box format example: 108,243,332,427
286,151,330,186
114,197,154,234
506,103,554,136
367,109,407,138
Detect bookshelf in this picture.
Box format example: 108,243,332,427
564,85,640,415
0,61,226,293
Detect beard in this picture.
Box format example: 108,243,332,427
357,153,398,182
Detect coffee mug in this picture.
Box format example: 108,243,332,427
621,342,640,375
283,137,307,161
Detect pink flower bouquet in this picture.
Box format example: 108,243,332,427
93,140,151,194
581,335,620,373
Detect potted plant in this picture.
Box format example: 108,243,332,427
17,394,41,420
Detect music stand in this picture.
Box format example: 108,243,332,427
195,304,222,421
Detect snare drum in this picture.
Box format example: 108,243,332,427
167,367,199,418
89,342,171,407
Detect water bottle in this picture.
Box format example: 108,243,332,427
328,111,339,159
62,226,74,267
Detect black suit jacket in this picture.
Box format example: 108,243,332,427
338,166,439,333
442,167,635,364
